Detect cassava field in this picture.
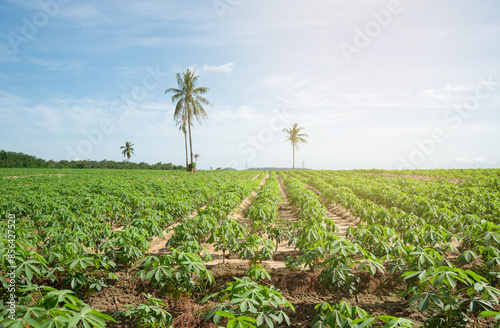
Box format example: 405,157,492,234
1,168,500,328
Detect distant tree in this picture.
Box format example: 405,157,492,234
0,150,186,170
120,141,135,169
194,153,200,166
282,123,309,170
165,69,211,171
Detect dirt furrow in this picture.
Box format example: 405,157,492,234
277,174,300,225
302,182,359,238
149,204,207,254
232,172,270,224
202,173,271,266
270,174,303,267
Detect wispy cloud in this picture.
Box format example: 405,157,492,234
59,3,110,23
201,62,235,74
453,157,498,167
27,57,83,71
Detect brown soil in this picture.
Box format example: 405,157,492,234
277,174,301,226
302,183,360,238
365,173,465,184
148,204,208,255
232,173,269,225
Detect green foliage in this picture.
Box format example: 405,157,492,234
245,264,272,282
208,217,247,263
312,301,372,328
237,234,275,266
402,266,500,326
246,175,282,231
311,301,420,328
117,293,173,328
203,277,295,328
1,286,116,328
134,250,214,299
216,311,258,328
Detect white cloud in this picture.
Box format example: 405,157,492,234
201,62,235,74
28,57,83,71
60,3,110,22
453,157,497,167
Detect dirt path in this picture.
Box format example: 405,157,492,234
251,173,261,180
246,172,298,269
276,175,300,226
229,173,270,224
324,203,359,238
148,204,207,254
263,175,303,268
203,173,272,266
302,182,359,238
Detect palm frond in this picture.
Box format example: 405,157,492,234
195,94,212,107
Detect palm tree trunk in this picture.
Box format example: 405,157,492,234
184,132,189,171
187,110,194,169
292,144,295,170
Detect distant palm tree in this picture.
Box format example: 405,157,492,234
165,69,211,170
282,123,309,170
120,141,135,169
176,112,190,171
194,153,200,166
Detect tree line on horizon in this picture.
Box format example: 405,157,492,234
0,150,184,170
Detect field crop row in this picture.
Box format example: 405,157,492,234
1,168,500,327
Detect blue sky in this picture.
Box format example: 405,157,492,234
1,0,499,170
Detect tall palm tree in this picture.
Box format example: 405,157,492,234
120,141,135,169
282,123,309,170
175,113,190,171
165,69,211,169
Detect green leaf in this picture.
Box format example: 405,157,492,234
216,311,236,320
466,269,486,283
238,316,257,323
418,294,430,313
256,313,264,326
264,315,274,328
